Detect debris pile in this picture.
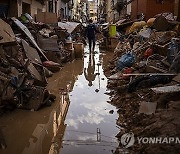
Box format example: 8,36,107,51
0,15,85,113
103,14,180,153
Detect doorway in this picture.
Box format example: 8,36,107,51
22,2,31,15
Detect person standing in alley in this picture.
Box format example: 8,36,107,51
85,19,99,52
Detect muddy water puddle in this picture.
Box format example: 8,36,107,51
0,46,119,154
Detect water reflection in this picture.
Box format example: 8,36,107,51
49,94,70,154
84,51,97,87
47,59,84,94
60,46,119,154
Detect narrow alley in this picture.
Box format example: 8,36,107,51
0,0,180,154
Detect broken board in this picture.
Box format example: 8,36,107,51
151,85,180,94
108,72,122,80
22,39,42,64
0,19,16,44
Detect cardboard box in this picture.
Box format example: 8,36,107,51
36,12,58,24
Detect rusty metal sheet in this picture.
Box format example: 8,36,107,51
0,19,16,44
22,39,42,64
11,17,48,61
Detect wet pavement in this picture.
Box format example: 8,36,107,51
0,45,119,154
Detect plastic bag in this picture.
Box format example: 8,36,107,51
117,52,135,70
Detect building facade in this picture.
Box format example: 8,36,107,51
88,0,97,21
104,0,179,23
131,0,175,20
0,0,47,18
105,0,132,23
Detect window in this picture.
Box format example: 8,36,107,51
48,1,53,12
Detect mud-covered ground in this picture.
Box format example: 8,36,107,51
104,53,180,154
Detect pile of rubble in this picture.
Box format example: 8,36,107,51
103,13,180,153
0,15,85,114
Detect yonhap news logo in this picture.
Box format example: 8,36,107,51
121,133,135,148
121,132,180,148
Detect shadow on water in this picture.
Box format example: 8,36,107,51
0,45,120,154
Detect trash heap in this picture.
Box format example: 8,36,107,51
0,15,85,113
104,13,180,153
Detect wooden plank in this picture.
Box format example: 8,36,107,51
108,73,177,80
122,73,177,76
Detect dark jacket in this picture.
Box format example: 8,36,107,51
85,24,98,39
